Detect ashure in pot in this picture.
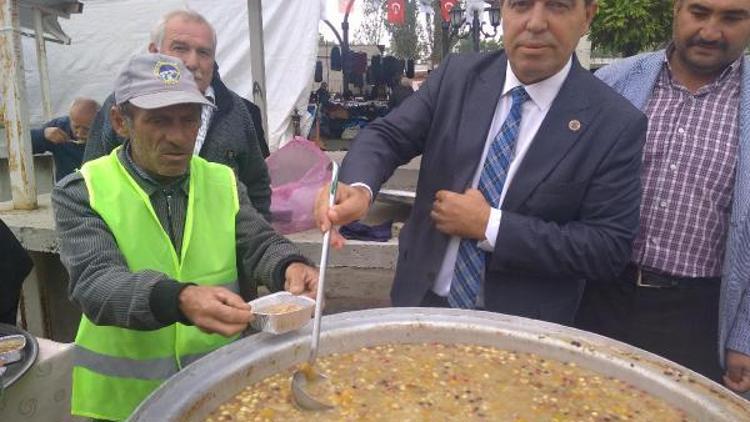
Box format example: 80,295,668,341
131,308,750,421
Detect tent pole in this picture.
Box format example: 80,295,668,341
247,0,269,149
0,0,37,210
33,7,53,120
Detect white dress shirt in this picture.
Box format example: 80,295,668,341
432,58,572,297
193,85,216,155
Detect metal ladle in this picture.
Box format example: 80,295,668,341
291,162,339,411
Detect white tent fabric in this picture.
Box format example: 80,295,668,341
21,0,323,150
195,0,323,150
21,0,184,122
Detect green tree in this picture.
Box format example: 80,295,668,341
430,1,451,64
421,4,435,60
452,37,502,54
354,1,387,46
589,0,673,57
385,0,430,59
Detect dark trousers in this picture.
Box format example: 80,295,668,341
575,265,722,382
0,218,33,325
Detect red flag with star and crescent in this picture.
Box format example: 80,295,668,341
387,0,406,25
440,0,456,22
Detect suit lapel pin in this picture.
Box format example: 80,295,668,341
568,119,581,132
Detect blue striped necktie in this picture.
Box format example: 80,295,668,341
448,86,529,309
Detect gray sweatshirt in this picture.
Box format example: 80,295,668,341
52,145,306,330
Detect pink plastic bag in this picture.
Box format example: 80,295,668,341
266,137,332,234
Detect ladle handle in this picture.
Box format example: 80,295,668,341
309,162,339,363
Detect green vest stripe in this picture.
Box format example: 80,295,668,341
72,148,239,420
73,345,209,380
74,345,179,380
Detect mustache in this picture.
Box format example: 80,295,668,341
515,36,554,48
686,36,728,51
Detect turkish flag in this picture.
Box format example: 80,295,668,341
440,0,457,23
387,0,406,25
339,0,355,13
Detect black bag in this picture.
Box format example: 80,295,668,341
331,46,342,71
0,218,33,325
314,60,323,82
406,59,415,78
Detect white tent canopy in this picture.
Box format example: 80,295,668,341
21,0,324,150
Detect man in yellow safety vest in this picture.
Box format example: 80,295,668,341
52,52,319,421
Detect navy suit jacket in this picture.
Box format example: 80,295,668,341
340,51,647,324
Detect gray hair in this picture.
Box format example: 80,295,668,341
116,102,134,131
69,97,100,114
150,9,217,52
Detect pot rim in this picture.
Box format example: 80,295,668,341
130,308,750,422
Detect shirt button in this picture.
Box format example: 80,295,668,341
660,200,668,208
677,127,685,135
669,164,677,171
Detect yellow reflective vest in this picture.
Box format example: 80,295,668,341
72,148,239,420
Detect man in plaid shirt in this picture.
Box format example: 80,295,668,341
576,0,750,394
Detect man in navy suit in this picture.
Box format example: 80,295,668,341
316,0,647,324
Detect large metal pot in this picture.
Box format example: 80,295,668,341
131,308,750,421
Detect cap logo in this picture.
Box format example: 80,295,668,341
154,61,181,85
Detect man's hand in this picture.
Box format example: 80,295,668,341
724,349,750,393
43,127,70,144
431,188,491,240
284,262,319,300
314,182,371,248
178,286,253,337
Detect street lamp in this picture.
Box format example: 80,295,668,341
450,6,464,28
447,1,501,53
322,0,357,95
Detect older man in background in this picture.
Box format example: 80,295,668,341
84,9,271,219
31,97,99,182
